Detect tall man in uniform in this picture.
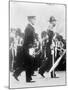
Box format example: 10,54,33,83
23,16,36,82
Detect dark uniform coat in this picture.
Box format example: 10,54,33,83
22,24,35,81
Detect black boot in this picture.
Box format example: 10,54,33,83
39,72,45,78
13,73,19,81
51,72,56,78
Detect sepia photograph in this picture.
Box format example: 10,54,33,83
9,1,66,89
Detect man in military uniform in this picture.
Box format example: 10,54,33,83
39,16,56,78
46,16,57,78
23,16,36,82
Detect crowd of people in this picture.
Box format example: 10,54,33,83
9,16,66,82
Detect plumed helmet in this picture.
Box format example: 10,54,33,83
49,16,56,23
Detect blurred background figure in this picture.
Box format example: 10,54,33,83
9,28,16,72
9,28,24,73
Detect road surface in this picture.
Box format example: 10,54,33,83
10,71,66,88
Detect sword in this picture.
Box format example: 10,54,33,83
49,49,66,73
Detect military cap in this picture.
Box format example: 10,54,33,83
27,16,36,20
49,16,56,23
